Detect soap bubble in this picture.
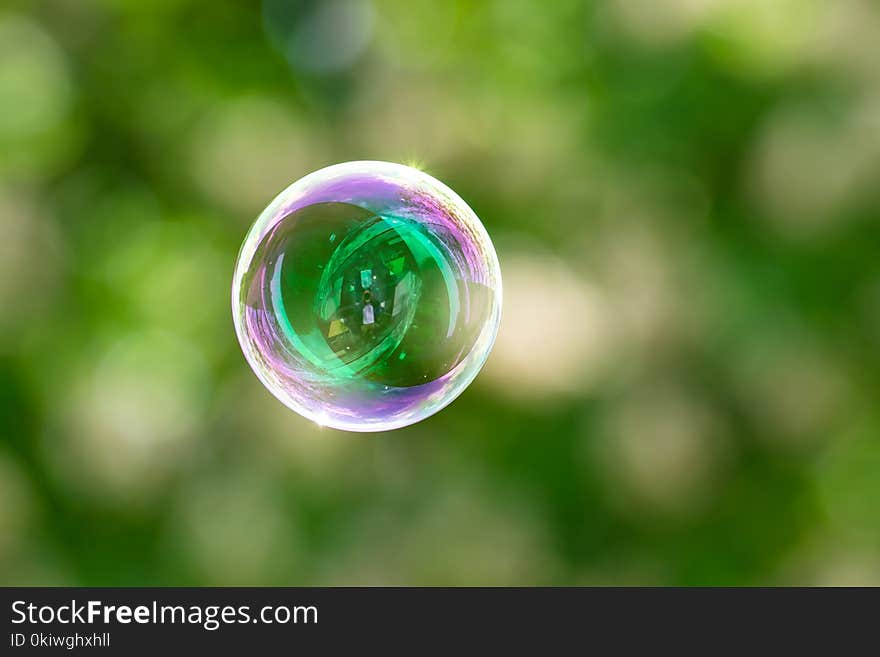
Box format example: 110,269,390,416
232,161,502,432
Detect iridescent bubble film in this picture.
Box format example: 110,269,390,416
232,161,502,432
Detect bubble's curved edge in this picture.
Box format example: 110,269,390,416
230,161,503,433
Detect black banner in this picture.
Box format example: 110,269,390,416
0,587,874,653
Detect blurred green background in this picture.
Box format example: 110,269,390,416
1,0,879,586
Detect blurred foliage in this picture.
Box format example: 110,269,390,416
1,0,880,586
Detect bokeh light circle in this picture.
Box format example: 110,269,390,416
232,161,502,432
